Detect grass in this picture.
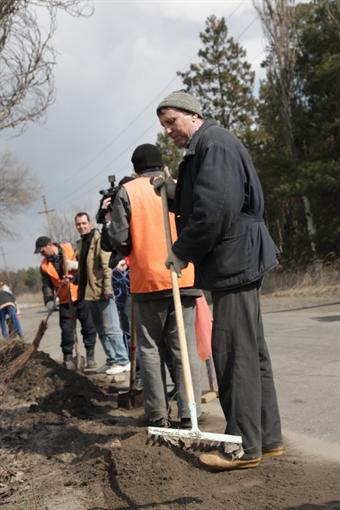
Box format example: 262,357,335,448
263,260,340,297
16,292,41,306
15,260,340,303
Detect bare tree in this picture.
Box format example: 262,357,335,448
0,0,93,132
254,0,318,257
47,209,80,247
254,0,297,148
46,206,98,248
0,151,40,236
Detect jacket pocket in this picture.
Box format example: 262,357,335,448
214,232,250,277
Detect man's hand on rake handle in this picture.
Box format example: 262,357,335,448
165,248,188,277
150,171,176,200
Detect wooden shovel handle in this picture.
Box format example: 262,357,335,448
160,180,195,405
129,296,137,391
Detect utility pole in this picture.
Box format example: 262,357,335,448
37,195,56,237
0,245,10,285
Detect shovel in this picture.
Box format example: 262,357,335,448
65,282,85,372
62,249,85,372
118,296,144,409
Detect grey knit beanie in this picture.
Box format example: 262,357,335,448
157,90,203,118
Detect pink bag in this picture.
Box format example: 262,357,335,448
195,295,212,361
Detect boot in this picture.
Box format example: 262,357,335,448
63,353,75,370
86,348,96,369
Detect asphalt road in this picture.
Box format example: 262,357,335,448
17,294,340,460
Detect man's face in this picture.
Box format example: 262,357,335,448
75,215,91,236
158,108,201,148
40,243,56,257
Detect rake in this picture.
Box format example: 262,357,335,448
147,170,243,453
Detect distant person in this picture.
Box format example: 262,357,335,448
0,281,23,338
111,256,145,389
74,213,130,375
154,90,282,469
101,143,202,427
111,258,131,349
34,236,96,369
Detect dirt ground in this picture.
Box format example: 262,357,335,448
1,337,340,510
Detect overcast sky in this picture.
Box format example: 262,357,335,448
0,0,268,270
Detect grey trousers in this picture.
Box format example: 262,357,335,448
136,296,202,421
212,282,282,458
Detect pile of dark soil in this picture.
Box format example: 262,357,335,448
1,339,340,510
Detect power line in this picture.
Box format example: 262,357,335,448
236,14,259,41
58,118,159,204
47,1,247,193
53,3,263,207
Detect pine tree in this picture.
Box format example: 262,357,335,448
178,15,256,139
155,132,184,178
293,0,340,257
254,0,340,262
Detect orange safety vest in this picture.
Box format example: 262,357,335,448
40,243,78,304
124,177,195,294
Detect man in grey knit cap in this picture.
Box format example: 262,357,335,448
155,90,282,470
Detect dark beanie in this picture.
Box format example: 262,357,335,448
157,90,203,117
131,144,163,173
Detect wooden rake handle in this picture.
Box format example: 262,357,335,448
159,175,196,406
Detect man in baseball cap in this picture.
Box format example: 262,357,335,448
34,235,96,369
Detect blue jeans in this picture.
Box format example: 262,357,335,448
112,268,131,351
89,298,129,365
0,305,23,337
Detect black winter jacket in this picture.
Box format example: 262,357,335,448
171,119,279,291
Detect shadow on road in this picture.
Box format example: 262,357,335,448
312,315,340,322
286,501,340,510
266,301,340,314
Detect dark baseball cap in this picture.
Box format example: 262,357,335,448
34,236,51,254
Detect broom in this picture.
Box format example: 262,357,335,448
147,170,243,453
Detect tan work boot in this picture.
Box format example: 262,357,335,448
199,451,261,470
262,446,284,458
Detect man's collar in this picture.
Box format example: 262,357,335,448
81,229,95,239
185,119,217,155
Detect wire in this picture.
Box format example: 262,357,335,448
58,118,159,203
47,1,247,193
52,2,264,207
236,14,259,41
